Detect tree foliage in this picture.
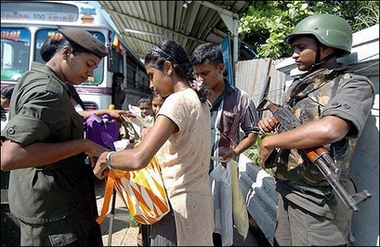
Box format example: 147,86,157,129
239,1,379,59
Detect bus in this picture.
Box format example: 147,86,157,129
1,1,151,110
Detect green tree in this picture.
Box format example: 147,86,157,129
239,1,379,59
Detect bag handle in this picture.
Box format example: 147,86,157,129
96,141,139,224
96,171,116,224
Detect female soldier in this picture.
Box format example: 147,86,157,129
1,28,112,246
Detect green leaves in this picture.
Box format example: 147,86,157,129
238,1,379,59
243,133,276,176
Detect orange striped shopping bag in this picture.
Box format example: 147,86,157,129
97,155,170,225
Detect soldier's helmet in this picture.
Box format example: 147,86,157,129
285,14,352,57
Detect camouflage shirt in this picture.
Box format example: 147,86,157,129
275,64,375,194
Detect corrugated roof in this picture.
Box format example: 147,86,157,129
97,1,249,59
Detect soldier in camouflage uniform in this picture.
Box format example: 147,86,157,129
258,14,375,246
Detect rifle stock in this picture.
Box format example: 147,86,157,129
257,98,371,211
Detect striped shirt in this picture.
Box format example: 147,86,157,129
209,80,259,171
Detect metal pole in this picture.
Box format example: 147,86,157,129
107,189,117,246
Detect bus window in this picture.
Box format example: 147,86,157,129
35,29,63,63
108,47,122,73
1,28,30,81
126,63,136,88
87,31,106,86
138,70,150,92
34,29,106,85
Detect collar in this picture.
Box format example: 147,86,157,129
31,62,70,95
210,79,233,111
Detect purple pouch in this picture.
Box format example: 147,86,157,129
85,114,119,151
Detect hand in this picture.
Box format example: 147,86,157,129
221,149,238,168
109,110,136,122
85,141,109,168
259,137,274,169
93,151,109,180
258,116,277,133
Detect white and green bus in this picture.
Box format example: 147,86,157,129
1,1,151,110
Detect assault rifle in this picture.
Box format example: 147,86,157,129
257,97,371,212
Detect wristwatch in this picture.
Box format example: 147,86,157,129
106,151,116,169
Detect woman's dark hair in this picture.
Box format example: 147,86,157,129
40,38,67,62
1,85,15,100
144,40,210,103
40,37,92,62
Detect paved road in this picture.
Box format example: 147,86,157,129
1,179,270,246
95,179,271,246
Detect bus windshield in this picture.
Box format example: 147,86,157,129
1,0,151,111
1,27,105,85
1,28,30,81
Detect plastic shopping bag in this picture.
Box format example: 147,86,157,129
210,161,233,246
210,157,249,241
229,159,249,239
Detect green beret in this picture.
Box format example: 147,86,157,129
59,28,108,58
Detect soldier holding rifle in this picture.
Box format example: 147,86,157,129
258,14,375,246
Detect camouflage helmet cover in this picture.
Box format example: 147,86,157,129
285,14,352,57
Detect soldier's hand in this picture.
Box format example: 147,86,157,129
258,117,276,133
